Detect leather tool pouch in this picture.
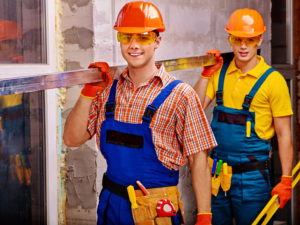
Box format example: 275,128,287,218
131,186,184,225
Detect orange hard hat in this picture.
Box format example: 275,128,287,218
225,8,266,37
0,20,22,41
114,1,165,33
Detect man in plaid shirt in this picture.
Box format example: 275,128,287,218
64,1,217,225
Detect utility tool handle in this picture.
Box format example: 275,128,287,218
127,185,138,209
136,180,150,196
212,158,218,176
216,159,223,176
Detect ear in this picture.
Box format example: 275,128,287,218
154,36,162,49
257,35,263,47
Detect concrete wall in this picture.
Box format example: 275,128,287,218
61,0,272,224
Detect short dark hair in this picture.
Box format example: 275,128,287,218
153,30,159,37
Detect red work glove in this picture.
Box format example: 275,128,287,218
80,62,113,99
196,213,212,225
201,49,223,78
271,176,292,208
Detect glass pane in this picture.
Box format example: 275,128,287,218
0,92,46,225
0,0,46,64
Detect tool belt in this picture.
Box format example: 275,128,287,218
208,157,270,196
231,160,270,174
102,173,129,199
102,174,184,225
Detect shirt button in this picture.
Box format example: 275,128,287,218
235,88,238,91
169,172,174,177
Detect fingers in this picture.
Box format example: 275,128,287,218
206,49,221,57
88,62,109,72
104,72,114,84
216,55,223,64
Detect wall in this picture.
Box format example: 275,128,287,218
61,0,272,224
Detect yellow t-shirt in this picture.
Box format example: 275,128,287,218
206,56,293,140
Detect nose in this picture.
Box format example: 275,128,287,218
240,41,247,48
128,37,139,49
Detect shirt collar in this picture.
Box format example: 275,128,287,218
226,55,265,78
119,63,169,87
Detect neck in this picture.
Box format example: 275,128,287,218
235,55,260,74
128,61,158,88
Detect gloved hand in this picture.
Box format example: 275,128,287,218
201,49,223,78
271,175,292,208
196,213,212,225
80,62,113,99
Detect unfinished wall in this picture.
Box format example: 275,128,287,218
61,0,272,224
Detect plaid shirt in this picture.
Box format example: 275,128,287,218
87,65,217,170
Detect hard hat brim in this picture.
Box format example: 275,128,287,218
225,26,266,38
114,26,165,34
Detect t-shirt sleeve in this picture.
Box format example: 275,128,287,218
269,72,293,117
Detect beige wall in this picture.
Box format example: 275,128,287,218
61,0,272,224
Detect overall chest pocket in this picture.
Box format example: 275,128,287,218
106,129,144,148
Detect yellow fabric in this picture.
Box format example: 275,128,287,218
206,56,293,140
197,213,212,215
0,94,23,108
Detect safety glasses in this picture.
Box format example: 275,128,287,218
117,31,157,45
228,35,261,47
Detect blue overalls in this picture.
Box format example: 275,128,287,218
210,63,275,225
97,79,182,225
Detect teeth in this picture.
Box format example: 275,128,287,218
130,53,141,56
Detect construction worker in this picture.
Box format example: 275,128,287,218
194,9,293,225
0,20,31,224
64,1,216,224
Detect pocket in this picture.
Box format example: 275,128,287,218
106,129,144,148
242,170,271,202
132,191,182,225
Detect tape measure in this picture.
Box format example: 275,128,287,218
156,199,176,217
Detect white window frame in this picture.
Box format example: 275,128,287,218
0,1,58,224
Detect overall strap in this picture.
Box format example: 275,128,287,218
142,80,182,124
105,79,118,118
242,68,276,110
216,62,230,105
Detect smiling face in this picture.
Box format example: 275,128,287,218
120,33,161,70
229,35,263,65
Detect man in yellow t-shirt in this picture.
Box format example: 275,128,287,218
194,9,293,225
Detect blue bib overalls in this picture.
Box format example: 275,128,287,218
97,79,182,225
210,63,275,225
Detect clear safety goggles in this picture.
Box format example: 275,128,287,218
228,35,261,47
117,31,157,45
